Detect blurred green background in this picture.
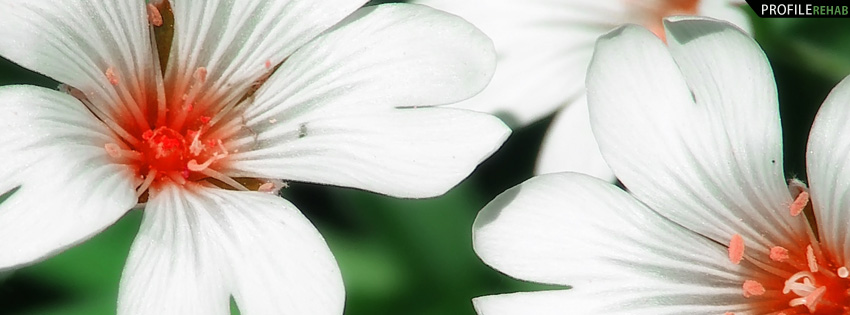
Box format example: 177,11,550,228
1,3,850,315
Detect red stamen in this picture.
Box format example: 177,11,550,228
104,143,122,158
790,191,809,217
770,246,790,263
807,245,818,273
106,67,119,85
729,234,745,265
146,3,163,27
195,67,208,84
742,280,766,298
258,182,276,193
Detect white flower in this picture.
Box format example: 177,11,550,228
469,17,850,314
0,1,510,313
412,0,751,180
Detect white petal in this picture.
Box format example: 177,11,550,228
412,0,751,127
473,291,575,315
474,288,753,315
0,1,157,127
586,19,807,259
534,96,615,181
117,191,231,315
241,3,497,124
474,173,777,314
0,86,136,270
119,183,342,315
413,0,627,126
807,75,850,266
698,0,753,34
227,4,508,198
165,0,367,114
217,192,343,314
229,108,509,198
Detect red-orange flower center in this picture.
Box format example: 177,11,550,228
727,189,850,314
140,126,188,175
64,1,282,200
133,117,226,180
102,93,234,196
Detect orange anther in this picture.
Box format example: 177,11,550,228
790,191,809,217
105,67,119,85
194,67,208,84
265,60,272,69
742,280,766,298
104,143,122,158
769,246,790,262
807,245,818,273
728,234,745,265
146,3,163,27
258,182,275,193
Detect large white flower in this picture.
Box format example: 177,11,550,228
412,0,751,180
0,1,510,313
470,17,850,314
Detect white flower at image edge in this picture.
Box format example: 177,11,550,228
0,1,510,314
413,0,751,180
471,17,850,314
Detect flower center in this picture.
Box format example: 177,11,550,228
140,126,188,174
101,101,237,198
767,244,850,314
726,187,850,314
67,1,285,201
134,116,228,179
